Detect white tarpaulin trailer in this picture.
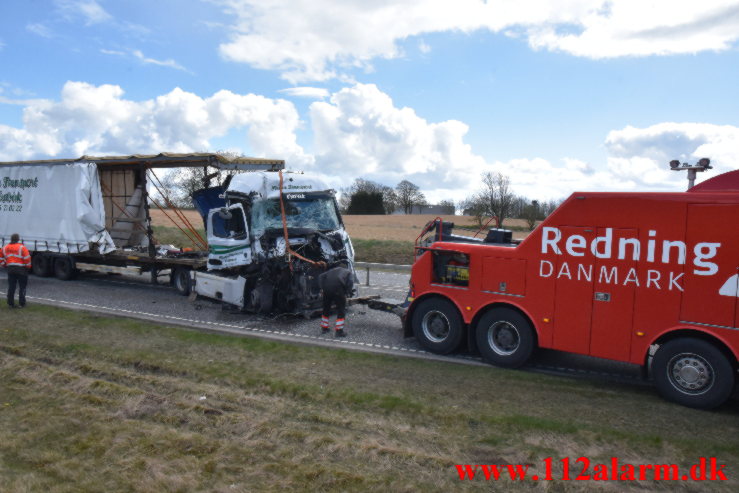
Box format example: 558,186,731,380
0,162,116,254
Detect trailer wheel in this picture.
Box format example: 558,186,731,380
652,338,735,409
171,267,191,296
475,307,535,368
411,298,463,354
32,253,53,277
53,257,77,281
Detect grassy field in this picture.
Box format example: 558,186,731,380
1,304,737,492
148,210,532,264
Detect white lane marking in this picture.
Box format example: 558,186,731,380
1,291,430,356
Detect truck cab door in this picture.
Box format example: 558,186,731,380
206,203,252,270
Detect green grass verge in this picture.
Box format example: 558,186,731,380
1,304,737,492
351,238,415,264
152,225,206,249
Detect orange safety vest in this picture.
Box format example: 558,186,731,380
0,242,32,269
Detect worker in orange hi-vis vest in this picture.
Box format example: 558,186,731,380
1,233,32,308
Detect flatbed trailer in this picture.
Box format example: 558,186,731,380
0,153,283,293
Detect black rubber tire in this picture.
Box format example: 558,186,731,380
53,257,77,281
171,267,191,296
411,297,463,354
32,253,53,277
652,338,735,409
475,307,535,368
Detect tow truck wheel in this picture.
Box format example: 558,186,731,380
172,267,191,296
652,338,734,409
32,253,53,277
475,307,535,368
411,298,463,354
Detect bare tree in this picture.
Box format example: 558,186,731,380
395,180,426,214
460,193,488,227
153,150,241,208
439,200,456,215
340,178,397,214
480,172,515,228
521,200,542,231
381,187,398,214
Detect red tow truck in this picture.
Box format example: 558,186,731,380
403,168,739,409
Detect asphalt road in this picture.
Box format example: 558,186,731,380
0,266,656,390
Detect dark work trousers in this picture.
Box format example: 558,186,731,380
322,289,346,319
7,267,29,307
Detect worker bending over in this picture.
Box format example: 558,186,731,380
319,260,355,337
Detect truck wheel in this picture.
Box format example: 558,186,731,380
171,267,191,296
652,338,735,409
53,257,77,281
411,298,463,354
475,307,535,368
32,253,53,277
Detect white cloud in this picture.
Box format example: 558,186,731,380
310,83,486,191
309,84,739,202
527,1,739,58
132,50,189,72
279,87,330,99
0,81,312,167
55,0,112,25
99,48,190,73
213,1,739,82
100,48,126,56
604,122,739,188
26,23,54,38
2,81,737,204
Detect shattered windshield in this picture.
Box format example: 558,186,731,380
251,195,341,237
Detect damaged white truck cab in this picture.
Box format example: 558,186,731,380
192,171,355,315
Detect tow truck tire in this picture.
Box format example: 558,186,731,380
172,267,191,296
53,257,77,281
652,338,734,409
32,253,53,277
411,298,463,354
475,307,535,368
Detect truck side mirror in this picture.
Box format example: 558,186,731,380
217,208,232,220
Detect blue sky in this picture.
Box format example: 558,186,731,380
1,0,739,203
